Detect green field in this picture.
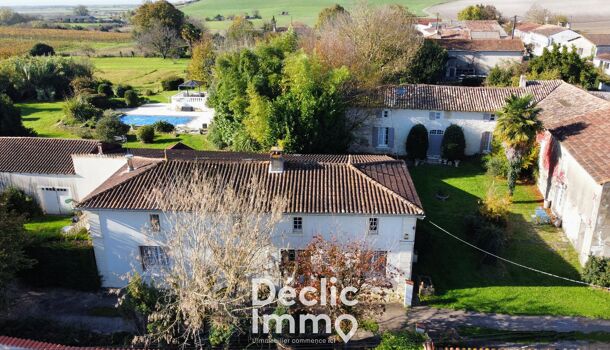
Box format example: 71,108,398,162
180,0,443,30
90,57,190,91
410,161,610,319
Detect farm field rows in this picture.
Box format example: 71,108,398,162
0,26,133,59
180,0,445,30
90,57,190,91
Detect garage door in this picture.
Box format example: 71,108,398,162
39,187,73,215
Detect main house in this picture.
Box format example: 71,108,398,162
514,23,604,58
76,150,424,304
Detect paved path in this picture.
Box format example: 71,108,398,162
407,306,610,334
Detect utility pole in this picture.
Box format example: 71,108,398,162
511,15,517,39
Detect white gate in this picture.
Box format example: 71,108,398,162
39,187,73,215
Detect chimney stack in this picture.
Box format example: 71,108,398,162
125,154,134,172
519,75,527,88
97,142,104,155
269,146,284,174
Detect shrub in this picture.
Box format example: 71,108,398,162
143,89,154,96
137,125,155,143
484,153,508,178
29,43,55,56
0,187,42,218
406,124,428,160
118,273,162,318
479,185,511,226
375,330,427,350
464,213,508,265
161,76,184,91
97,83,113,97
96,113,130,143
152,120,175,133
582,255,610,288
82,93,112,110
63,96,102,124
20,241,101,291
114,84,132,98
70,76,97,94
441,124,466,161
124,90,140,107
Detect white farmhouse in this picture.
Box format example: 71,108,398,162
0,138,126,214
77,150,424,304
349,80,561,158
436,39,524,78
515,23,595,57
536,83,610,264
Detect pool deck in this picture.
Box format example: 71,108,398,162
118,103,213,129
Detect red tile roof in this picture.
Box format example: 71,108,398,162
584,33,610,46
596,53,610,61
0,137,100,174
0,336,65,349
436,38,524,52
78,154,424,215
356,80,562,112
515,22,542,32
531,24,570,36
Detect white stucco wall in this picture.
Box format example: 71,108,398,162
537,136,606,264
72,154,128,200
447,50,523,75
350,108,495,156
86,209,419,290
593,57,610,75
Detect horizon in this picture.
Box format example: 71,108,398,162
0,0,180,7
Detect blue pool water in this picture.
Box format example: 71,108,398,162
121,115,195,126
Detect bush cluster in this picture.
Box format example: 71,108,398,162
97,83,114,97
152,120,175,133
405,124,428,160
124,90,140,107
29,43,55,56
96,111,130,143
441,124,465,161
137,125,155,143
0,187,42,218
115,84,133,98
582,255,610,288
161,76,184,91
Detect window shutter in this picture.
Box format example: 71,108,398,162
483,113,490,121
139,246,147,271
372,127,379,148
377,109,383,118
429,111,435,120
480,131,491,153
388,128,395,148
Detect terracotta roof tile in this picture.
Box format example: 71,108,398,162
436,38,524,51
356,80,562,112
531,24,569,36
596,52,610,61
516,22,542,32
0,137,100,174
584,33,610,46
78,155,424,215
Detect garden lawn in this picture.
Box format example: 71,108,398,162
410,160,610,319
24,216,72,242
18,95,214,151
180,0,444,30
90,57,190,91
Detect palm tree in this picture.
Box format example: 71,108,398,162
494,94,543,195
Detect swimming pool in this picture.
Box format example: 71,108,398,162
121,115,195,126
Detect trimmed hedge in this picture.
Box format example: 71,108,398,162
124,90,140,108
137,125,155,143
582,255,610,288
441,124,466,161
406,124,428,160
20,241,101,291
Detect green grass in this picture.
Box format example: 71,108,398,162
90,57,189,90
180,0,445,30
452,326,610,344
410,160,610,319
24,216,73,242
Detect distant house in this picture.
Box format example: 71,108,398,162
0,138,125,214
417,19,508,40
349,79,610,264
349,79,560,158
436,38,524,78
77,150,424,304
515,23,595,57
587,34,610,77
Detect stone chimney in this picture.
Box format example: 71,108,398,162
97,142,104,155
519,74,528,88
125,154,134,172
269,146,284,174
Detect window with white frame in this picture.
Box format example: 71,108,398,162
140,246,169,270
428,111,442,120
483,113,496,121
292,217,303,233
368,217,379,234
382,109,391,118
149,214,160,232
377,127,390,147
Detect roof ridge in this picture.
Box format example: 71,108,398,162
78,158,163,207
347,161,424,215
